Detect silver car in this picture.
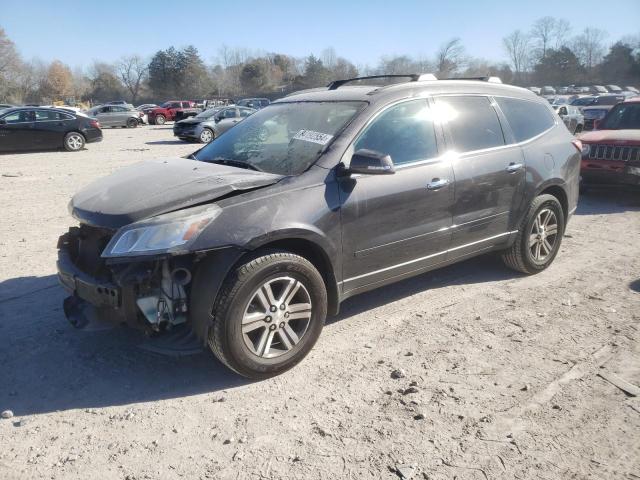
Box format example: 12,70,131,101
173,106,256,143
553,104,584,134
87,105,141,128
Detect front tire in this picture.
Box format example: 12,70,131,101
207,251,327,379
64,132,85,152
126,118,138,128
199,128,214,143
155,114,166,125
502,194,565,274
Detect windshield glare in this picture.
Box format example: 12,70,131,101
600,104,640,130
193,101,364,175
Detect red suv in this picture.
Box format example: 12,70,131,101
147,101,197,125
579,98,640,189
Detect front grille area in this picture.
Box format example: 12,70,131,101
587,144,640,162
61,225,114,279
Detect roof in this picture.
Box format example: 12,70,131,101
275,79,539,106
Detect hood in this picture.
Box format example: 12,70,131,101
579,129,640,145
70,157,283,229
175,118,203,126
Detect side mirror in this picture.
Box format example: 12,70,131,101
348,149,395,175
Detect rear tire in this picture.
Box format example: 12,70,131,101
155,114,166,125
64,132,85,152
206,250,327,379
126,118,138,128
502,194,565,274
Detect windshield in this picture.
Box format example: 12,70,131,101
195,108,220,119
599,104,640,130
193,101,365,175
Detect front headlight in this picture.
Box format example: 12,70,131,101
101,205,221,258
581,144,590,156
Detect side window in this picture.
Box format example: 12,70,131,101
35,110,54,121
495,97,555,143
435,96,505,152
354,99,438,166
221,108,236,119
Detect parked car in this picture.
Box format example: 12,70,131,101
589,85,608,95
541,86,556,96
57,74,579,378
579,98,640,189
554,105,584,134
87,104,141,128
173,106,256,143
625,86,639,94
0,106,102,152
237,98,270,109
527,87,541,95
0,103,14,110
106,100,129,105
605,85,622,93
148,101,198,125
136,104,158,111
579,95,626,130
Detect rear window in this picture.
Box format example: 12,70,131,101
435,96,505,152
495,97,555,143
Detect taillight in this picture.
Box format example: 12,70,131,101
571,139,582,154
90,120,100,128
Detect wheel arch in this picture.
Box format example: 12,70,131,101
536,181,569,224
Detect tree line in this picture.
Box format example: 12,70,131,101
0,17,638,106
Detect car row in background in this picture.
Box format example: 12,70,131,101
530,85,639,96
0,106,102,152
173,105,256,143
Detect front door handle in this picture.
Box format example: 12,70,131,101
506,162,523,173
427,178,450,190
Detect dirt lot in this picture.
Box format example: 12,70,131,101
0,125,639,480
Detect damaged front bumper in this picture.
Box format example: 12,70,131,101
56,226,191,332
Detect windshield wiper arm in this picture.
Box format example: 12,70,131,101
210,157,263,172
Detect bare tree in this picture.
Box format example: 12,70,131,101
572,27,608,70
117,55,147,103
321,47,337,70
503,30,531,83
531,17,556,59
436,38,466,77
0,27,20,75
553,19,572,49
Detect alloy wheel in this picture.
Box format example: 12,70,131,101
529,208,558,261
241,276,312,358
200,129,213,143
66,134,83,151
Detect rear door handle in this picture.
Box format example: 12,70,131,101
506,162,523,173
427,178,450,190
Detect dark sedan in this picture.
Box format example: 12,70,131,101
0,107,103,152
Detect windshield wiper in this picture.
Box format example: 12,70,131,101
210,157,263,172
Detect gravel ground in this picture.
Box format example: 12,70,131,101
0,126,639,480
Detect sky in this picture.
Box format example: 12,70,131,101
2,0,639,69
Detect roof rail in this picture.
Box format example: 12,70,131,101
327,73,437,90
445,76,503,84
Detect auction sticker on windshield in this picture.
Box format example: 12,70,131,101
292,130,334,145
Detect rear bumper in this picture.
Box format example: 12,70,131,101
83,128,103,143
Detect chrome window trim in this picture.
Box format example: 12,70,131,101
341,230,517,285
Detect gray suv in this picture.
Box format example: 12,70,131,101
87,105,140,128
57,74,580,378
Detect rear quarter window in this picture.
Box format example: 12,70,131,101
495,97,555,143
